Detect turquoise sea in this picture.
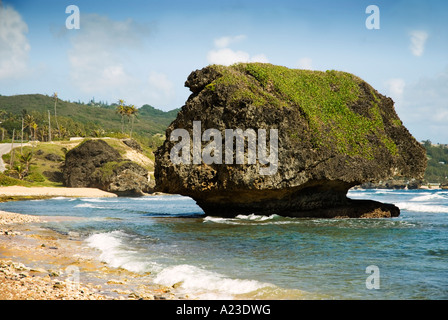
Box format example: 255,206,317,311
1,189,447,300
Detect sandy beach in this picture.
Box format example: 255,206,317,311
0,186,118,199
0,208,184,300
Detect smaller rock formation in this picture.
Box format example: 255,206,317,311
63,139,152,196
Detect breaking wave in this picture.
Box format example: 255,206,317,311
85,230,279,299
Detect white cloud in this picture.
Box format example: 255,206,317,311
207,48,250,66
409,30,428,57
297,57,313,70
397,67,448,142
214,35,246,48
207,48,269,66
385,78,406,102
0,5,30,80
67,14,142,95
65,14,176,107
250,54,269,63
146,71,175,105
207,35,269,66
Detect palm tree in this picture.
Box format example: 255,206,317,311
23,114,35,140
0,110,6,141
38,125,48,142
30,122,38,141
92,128,105,137
14,164,26,180
53,92,61,138
116,99,127,134
59,125,68,139
126,104,138,138
73,126,84,137
19,151,33,174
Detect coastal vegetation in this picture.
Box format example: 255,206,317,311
0,94,178,143
422,140,448,184
0,93,176,188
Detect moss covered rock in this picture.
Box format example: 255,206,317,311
63,139,152,196
155,63,427,218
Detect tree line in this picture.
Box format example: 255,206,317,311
115,99,138,137
0,96,138,142
422,140,448,183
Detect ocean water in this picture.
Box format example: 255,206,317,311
1,189,447,300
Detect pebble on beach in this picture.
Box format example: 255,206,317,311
0,211,41,226
0,260,107,300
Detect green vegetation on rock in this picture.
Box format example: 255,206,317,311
208,63,398,158
93,160,129,184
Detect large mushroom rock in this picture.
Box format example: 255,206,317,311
63,139,152,196
154,63,427,218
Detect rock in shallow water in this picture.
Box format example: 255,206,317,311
155,63,426,218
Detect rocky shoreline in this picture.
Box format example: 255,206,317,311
0,210,186,300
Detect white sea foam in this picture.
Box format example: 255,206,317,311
74,203,107,209
80,198,118,203
85,231,160,273
372,190,395,194
203,216,234,224
204,214,280,225
204,214,299,225
129,197,166,201
410,193,446,202
348,190,412,197
235,214,279,221
51,196,69,200
86,231,274,299
395,202,448,213
153,264,273,299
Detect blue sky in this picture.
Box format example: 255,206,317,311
1,0,447,142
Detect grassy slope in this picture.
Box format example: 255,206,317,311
0,94,179,136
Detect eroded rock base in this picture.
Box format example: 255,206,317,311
197,198,399,219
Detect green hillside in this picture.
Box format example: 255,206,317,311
422,140,448,183
0,94,178,140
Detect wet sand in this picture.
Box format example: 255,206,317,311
0,210,185,300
